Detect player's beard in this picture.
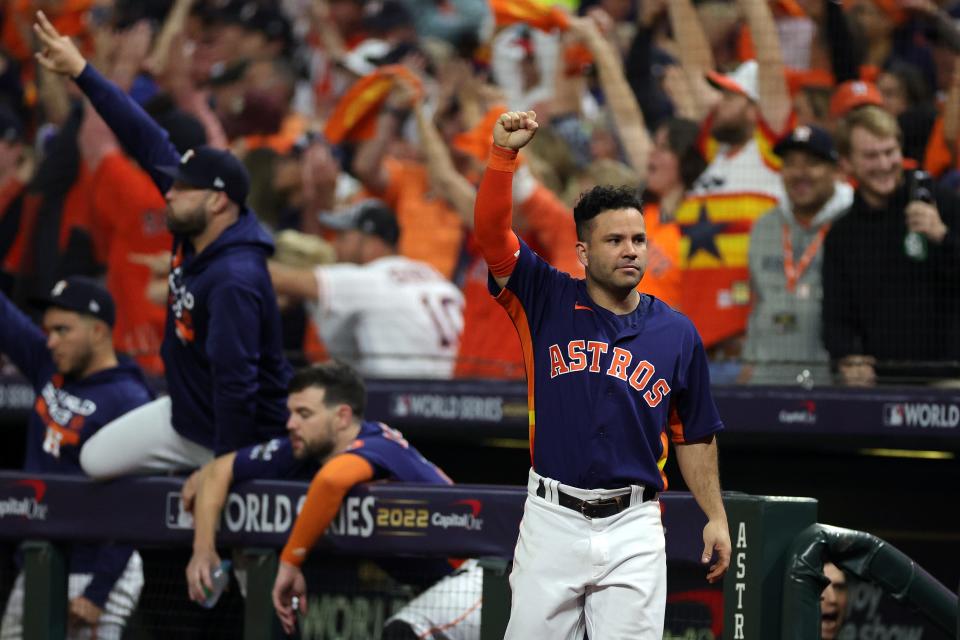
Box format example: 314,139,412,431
711,122,750,146
297,436,336,461
165,204,208,237
57,347,94,380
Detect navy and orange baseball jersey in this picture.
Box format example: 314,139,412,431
476,148,724,492
490,240,723,491
255,421,451,567
233,421,452,486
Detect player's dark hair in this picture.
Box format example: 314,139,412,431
573,185,643,241
288,361,366,418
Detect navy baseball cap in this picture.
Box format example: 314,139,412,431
157,146,250,206
774,125,838,163
34,277,116,327
319,200,400,246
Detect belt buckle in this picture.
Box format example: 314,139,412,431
581,495,623,519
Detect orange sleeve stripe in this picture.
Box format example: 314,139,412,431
475,145,521,278
668,402,686,443
495,289,537,464
280,453,375,567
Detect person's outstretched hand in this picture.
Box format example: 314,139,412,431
493,111,539,152
33,10,87,78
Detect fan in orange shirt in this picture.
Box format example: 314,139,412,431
640,118,709,310
350,71,467,281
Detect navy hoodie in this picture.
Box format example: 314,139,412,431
75,65,291,453
0,292,152,607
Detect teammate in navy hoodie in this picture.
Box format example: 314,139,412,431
0,277,151,638
32,12,292,476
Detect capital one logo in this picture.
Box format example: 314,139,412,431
431,499,484,531
0,479,49,521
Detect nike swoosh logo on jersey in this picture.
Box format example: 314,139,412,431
574,304,592,311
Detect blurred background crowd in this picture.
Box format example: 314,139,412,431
2,0,960,388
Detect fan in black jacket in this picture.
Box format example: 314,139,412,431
823,106,960,384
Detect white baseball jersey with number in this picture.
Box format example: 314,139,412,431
311,256,464,378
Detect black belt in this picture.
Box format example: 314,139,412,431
536,479,657,519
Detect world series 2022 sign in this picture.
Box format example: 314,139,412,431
0,472,526,558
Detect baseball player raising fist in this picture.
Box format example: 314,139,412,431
476,111,731,638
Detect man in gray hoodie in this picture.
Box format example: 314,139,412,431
741,126,853,386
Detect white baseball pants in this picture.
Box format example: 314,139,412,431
0,551,143,640
79,396,213,478
385,559,483,640
504,469,666,640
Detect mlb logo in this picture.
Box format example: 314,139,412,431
392,395,410,417
165,492,195,530
883,404,904,427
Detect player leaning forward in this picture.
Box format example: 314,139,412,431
477,111,731,638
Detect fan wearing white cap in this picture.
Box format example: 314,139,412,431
665,0,794,359
269,200,464,379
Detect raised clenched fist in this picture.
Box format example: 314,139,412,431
493,111,539,152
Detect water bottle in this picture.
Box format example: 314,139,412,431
198,559,232,609
905,171,933,261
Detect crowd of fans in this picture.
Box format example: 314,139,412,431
2,0,960,388
3,0,958,635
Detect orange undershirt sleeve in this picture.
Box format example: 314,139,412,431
475,145,521,278
279,453,375,567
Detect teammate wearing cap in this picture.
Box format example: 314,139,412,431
269,200,464,378
741,125,853,385
0,277,150,638
33,11,292,476
476,110,730,638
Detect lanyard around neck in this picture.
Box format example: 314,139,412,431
782,223,830,293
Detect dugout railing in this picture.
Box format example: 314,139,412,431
2,471,956,639
781,523,958,639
